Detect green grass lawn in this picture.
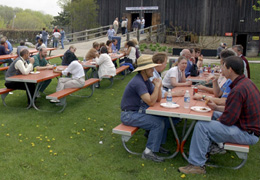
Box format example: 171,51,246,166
0,58,259,179
247,57,260,61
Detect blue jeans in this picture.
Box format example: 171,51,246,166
141,24,144,34
121,110,171,152
61,38,64,49
212,111,222,120
188,120,259,166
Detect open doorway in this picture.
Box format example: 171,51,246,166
131,13,139,26
144,13,152,27
236,34,247,55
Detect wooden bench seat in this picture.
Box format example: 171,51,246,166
101,65,130,88
112,123,141,155
0,66,9,71
46,54,63,61
46,78,99,112
0,88,14,106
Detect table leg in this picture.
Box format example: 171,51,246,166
180,120,196,161
24,82,42,110
163,117,180,159
24,82,33,109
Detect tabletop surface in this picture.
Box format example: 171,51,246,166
146,87,213,121
6,70,61,83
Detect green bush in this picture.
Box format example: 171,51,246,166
151,47,156,51
140,47,145,52
156,43,160,47
168,47,173,53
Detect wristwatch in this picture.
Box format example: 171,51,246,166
202,95,206,100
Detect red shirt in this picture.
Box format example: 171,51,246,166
220,75,260,136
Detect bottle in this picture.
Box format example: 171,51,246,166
166,89,172,106
199,67,203,77
184,90,190,109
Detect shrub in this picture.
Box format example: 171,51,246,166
156,43,160,47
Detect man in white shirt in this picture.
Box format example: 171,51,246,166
53,31,61,48
5,49,35,105
141,17,145,34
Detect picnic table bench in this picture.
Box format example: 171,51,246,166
46,54,63,61
46,78,100,112
0,88,14,106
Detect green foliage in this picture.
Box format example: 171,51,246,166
0,5,52,30
140,47,144,52
168,47,173,53
151,47,156,51
140,43,147,49
155,43,160,47
157,47,163,52
51,11,71,29
62,0,99,32
253,1,260,22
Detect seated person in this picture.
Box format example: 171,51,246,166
93,42,100,54
132,38,142,59
0,38,13,65
4,37,13,54
194,50,236,105
124,41,136,65
111,39,118,52
17,40,28,56
106,40,113,53
179,49,193,77
178,56,260,175
5,49,35,105
62,45,78,65
51,60,85,104
162,56,192,90
35,38,46,50
85,48,99,61
96,46,116,79
121,55,176,162
150,52,185,98
33,48,54,96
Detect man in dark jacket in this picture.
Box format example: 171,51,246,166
61,45,78,65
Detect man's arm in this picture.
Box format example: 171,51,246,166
15,58,34,75
140,78,161,106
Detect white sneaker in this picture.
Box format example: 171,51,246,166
50,99,60,103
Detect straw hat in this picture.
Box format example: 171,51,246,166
133,55,160,72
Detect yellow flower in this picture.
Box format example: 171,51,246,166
19,134,22,137
6,133,10,136
47,139,50,142
141,163,144,167
181,174,186,178
82,129,86,132
231,155,235,159
49,150,53,153
45,136,48,139
164,168,166,171
54,153,57,156
47,145,51,148
88,117,91,120
19,140,23,142
41,159,44,162
104,124,106,126
1,124,4,127
36,125,39,128
64,173,67,176
36,137,40,139
52,138,55,141
74,122,77,125
70,136,73,139
40,138,42,141
77,132,80,135
31,143,35,147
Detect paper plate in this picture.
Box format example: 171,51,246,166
160,103,180,109
30,71,40,74
191,106,211,112
90,62,97,64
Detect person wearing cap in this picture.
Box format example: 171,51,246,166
121,55,174,162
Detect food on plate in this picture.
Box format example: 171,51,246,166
200,107,207,111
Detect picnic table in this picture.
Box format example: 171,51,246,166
146,86,213,160
5,70,61,110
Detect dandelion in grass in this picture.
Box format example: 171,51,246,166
94,119,96,122
48,145,51,148
52,138,55,141
31,143,35,147
77,132,80,135
1,124,4,127
41,159,44,162
141,163,144,167
40,138,42,141
49,150,53,153
181,174,186,178
19,140,23,143
54,153,57,156
45,136,48,139
82,129,86,132
47,139,50,142
36,125,39,128
164,168,166,172
231,155,235,159
6,133,10,136
104,124,106,126
70,136,73,139
88,117,91,120
64,173,67,176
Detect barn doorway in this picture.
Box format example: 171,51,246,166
144,13,152,27
131,13,139,25
236,34,247,56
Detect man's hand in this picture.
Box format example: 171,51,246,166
47,65,54,69
152,78,162,88
206,99,217,110
193,93,202,100
29,57,35,64
174,90,185,97
206,74,218,83
197,85,205,90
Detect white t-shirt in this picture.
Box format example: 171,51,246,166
62,61,85,79
127,47,136,63
162,66,182,89
53,32,61,39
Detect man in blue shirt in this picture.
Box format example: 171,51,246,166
180,49,193,77
121,55,173,162
111,39,117,52
0,38,13,65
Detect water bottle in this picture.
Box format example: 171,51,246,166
199,67,203,77
166,89,172,106
184,90,190,109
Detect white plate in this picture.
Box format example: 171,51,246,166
160,103,180,109
191,106,211,112
30,71,40,74
90,62,97,65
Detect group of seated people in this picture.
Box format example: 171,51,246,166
120,49,260,175
0,36,13,65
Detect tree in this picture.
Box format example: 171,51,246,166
253,0,260,22
51,10,71,29
57,0,99,32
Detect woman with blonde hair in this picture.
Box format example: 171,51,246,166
131,38,141,58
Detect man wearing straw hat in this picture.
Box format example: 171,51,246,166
121,55,174,162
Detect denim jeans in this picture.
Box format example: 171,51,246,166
188,120,259,166
212,111,222,120
121,110,170,152
61,38,64,49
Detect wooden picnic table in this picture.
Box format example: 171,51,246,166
5,69,61,111
146,86,213,160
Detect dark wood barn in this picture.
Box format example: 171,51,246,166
96,0,260,55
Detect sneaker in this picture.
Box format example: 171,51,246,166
159,146,171,154
178,164,206,174
209,144,226,155
36,92,41,98
50,99,60,103
142,151,164,162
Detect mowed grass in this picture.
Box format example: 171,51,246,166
0,58,259,180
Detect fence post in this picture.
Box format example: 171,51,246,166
149,26,152,41
137,29,140,42
127,33,130,41
156,24,160,42
85,30,88,41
